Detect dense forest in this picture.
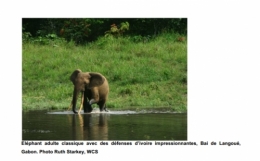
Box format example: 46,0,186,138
22,18,187,44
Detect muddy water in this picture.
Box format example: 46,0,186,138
22,109,187,140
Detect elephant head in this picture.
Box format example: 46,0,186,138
69,69,106,114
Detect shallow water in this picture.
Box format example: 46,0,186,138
22,109,187,140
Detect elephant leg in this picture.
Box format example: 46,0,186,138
98,101,108,112
89,89,100,105
89,98,99,105
83,100,93,113
83,90,93,113
78,92,84,114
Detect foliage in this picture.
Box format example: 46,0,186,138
22,18,187,44
22,27,34,43
105,22,129,37
60,19,91,44
131,35,152,43
22,31,32,42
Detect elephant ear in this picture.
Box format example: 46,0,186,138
88,72,105,88
70,69,82,85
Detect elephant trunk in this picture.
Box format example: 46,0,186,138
72,87,80,114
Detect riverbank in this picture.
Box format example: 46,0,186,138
22,32,187,112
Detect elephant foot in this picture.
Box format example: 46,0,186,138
83,105,93,113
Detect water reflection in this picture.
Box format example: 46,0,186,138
22,110,187,140
72,113,109,140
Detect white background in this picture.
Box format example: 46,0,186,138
1,0,260,160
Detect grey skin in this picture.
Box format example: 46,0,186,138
68,69,109,114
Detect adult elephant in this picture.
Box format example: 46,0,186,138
68,69,109,114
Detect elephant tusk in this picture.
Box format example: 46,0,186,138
78,92,84,114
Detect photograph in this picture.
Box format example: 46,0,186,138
22,18,187,140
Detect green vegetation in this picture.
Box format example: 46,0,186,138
22,18,187,112
22,32,187,112
23,18,187,44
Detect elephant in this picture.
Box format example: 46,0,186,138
68,69,109,114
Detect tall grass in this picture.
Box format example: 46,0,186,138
22,32,187,112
